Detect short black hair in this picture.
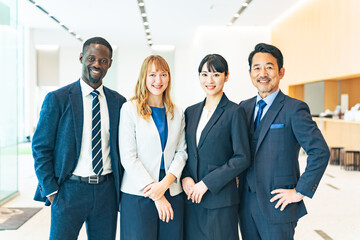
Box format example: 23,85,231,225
198,54,229,76
82,37,113,58
248,43,283,71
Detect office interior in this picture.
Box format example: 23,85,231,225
0,0,359,239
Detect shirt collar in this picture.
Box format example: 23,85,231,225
256,88,280,107
80,78,104,98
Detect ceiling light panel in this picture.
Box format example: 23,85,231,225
227,0,253,26
27,0,83,42
137,0,152,47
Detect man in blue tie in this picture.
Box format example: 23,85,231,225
32,37,126,240
238,43,330,240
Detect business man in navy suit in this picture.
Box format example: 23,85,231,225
32,37,126,240
238,43,330,240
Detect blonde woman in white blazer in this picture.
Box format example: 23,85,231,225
119,55,187,240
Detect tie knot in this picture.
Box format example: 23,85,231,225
258,99,267,110
90,90,99,98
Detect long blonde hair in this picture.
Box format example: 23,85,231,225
131,55,174,121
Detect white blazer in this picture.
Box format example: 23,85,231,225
119,100,187,196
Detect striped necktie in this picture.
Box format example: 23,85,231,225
91,90,103,175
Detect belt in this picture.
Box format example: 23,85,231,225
68,173,113,184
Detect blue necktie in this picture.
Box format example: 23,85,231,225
91,90,103,175
254,100,267,130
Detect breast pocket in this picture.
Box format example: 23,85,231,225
268,127,286,152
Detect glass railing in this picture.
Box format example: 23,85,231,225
0,0,19,204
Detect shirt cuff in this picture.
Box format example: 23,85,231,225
296,191,304,197
46,190,58,197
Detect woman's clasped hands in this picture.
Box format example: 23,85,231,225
182,177,208,204
143,176,175,223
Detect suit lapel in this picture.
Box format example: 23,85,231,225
255,91,285,152
189,100,205,155
198,94,228,149
104,87,114,131
69,80,83,159
243,97,257,135
103,86,118,151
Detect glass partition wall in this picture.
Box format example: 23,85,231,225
0,0,18,204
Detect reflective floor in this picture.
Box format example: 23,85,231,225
0,144,359,240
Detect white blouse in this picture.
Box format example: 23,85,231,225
196,108,214,146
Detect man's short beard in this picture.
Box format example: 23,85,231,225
88,74,101,84
88,67,102,84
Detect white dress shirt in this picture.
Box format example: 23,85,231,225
72,79,112,177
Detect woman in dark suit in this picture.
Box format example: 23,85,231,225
182,54,251,240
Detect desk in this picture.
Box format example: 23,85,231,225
313,117,360,151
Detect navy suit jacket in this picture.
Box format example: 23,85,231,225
32,80,126,207
182,94,251,209
240,91,330,223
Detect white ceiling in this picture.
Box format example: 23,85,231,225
18,0,301,47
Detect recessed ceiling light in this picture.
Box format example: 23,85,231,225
148,40,153,44
139,2,145,7
234,13,240,18
242,3,249,7
227,22,233,26
144,22,149,26
147,35,151,39
145,29,150,33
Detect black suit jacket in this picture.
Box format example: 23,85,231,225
32,80,126,207
240,91,330,223
182,94,250,209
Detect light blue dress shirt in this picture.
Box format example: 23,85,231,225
253,89,280,121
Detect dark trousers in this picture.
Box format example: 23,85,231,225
50,175,117,240
120,171,184,240
184,203,239,240
239,189,297,240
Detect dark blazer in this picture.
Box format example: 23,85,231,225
32,80,126,207
240,90,330,223
182,94,251,209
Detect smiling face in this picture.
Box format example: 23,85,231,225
79,43,112,89
145,63,169,99
249,52,285,98
199,63,228,98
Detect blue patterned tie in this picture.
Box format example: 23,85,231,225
254,99,267,130
91,90,103,175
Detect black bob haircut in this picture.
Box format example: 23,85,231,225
248,43,283,71
198,54,229,76
82,37,113,58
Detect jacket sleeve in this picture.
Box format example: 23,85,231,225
119,103,155,190
32,92,60,197
181,107,192,180
291,101,330,198
167,108,188,183
202,106,251,194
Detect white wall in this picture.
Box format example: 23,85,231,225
172,26,271,109
25,26,270,133
114,44,152,99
